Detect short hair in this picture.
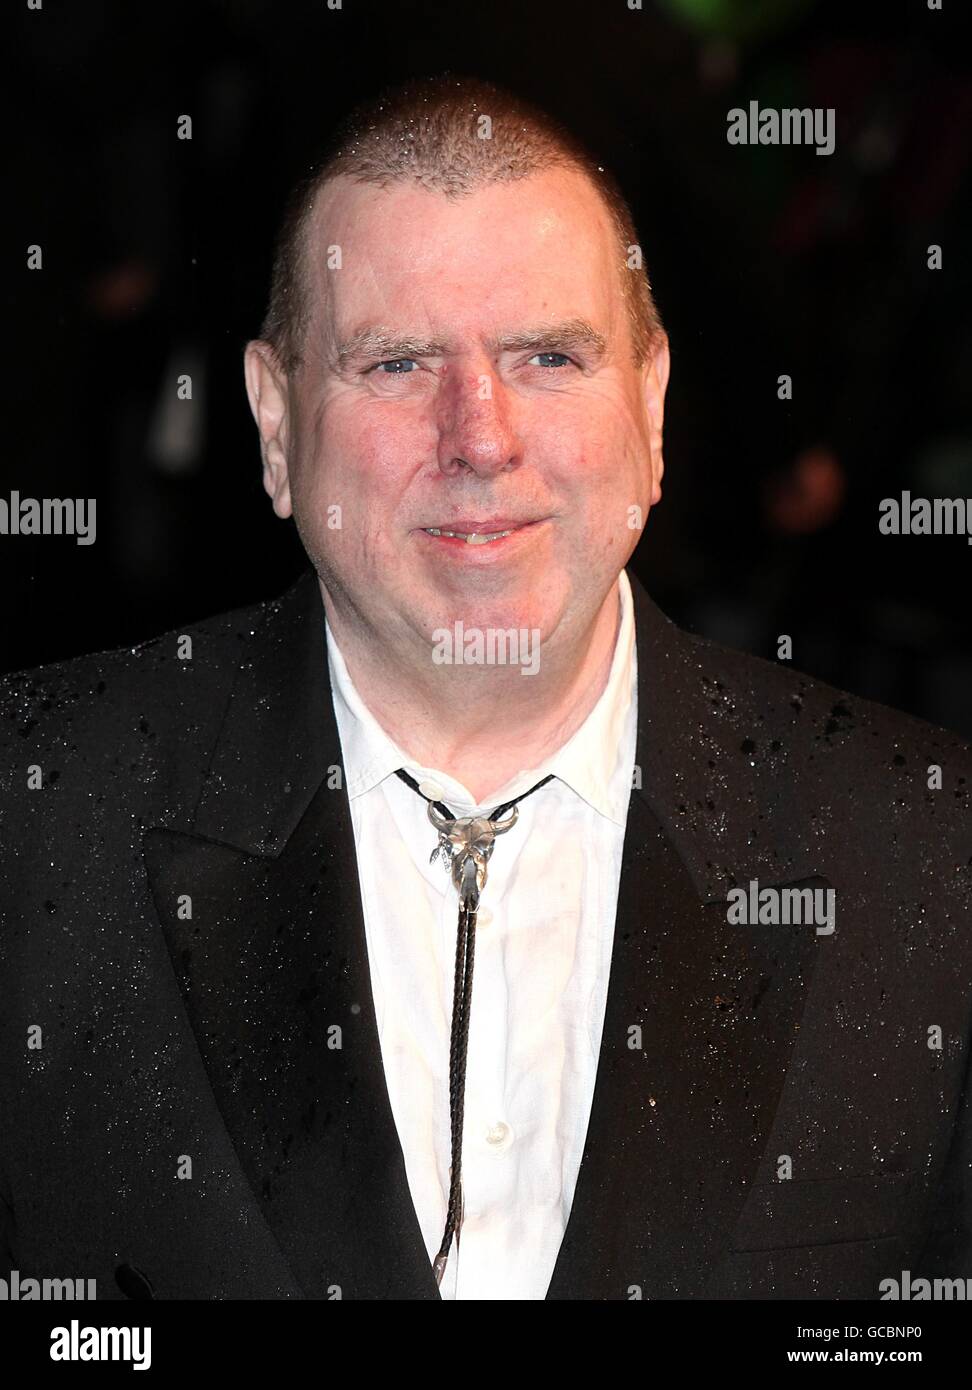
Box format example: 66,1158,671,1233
258,75,664,374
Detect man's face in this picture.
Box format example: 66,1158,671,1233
246,167,669,659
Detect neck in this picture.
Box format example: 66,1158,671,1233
322,579,623,804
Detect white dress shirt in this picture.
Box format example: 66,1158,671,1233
325,570,638,1299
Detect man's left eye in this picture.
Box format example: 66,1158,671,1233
374,358,417,373
529,352,572,369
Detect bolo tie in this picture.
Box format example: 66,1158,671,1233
395,766,554,1288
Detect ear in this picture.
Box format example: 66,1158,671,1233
642,332,670,507
243,340,294,519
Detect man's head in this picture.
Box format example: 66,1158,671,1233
245,75,669,668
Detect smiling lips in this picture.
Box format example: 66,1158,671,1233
420,518,538,546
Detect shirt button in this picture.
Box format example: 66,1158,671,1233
419,779,445,801
485,1121,513,1151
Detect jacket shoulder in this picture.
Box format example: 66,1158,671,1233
680,621,972,759
0,586,292,822
674,621,972,856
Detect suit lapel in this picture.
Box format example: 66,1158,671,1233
545,791,827,1297
144,570,438,1299
546,571,831,1297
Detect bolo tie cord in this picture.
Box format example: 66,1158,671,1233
395,767,554,1288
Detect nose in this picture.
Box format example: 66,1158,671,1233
435,365,522,479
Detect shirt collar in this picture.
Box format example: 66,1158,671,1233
326,569,637,827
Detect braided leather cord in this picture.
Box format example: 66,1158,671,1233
395,767,553,1288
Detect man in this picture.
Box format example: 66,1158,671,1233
1,76,970,1302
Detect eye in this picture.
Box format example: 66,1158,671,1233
528,352,573,369
373,358,418,374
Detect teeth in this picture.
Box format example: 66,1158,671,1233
424,528,513,543
466,531,512,545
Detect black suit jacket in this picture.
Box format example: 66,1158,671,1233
1,567,970,1300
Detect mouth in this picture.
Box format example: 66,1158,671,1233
417,518,544,547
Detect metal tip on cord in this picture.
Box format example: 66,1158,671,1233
432,1253,449,1287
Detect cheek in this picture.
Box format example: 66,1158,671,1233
304,403,435,574
531,400,651,561
300,401,416,513
535,396,646,501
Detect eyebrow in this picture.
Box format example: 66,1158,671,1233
494,320,608,357
334,318,608,369
335,330,447,370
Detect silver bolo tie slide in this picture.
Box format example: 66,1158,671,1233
394,768,554,1288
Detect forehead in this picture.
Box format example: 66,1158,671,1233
303,167,623,343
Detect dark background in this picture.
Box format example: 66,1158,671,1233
6,0,972,735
